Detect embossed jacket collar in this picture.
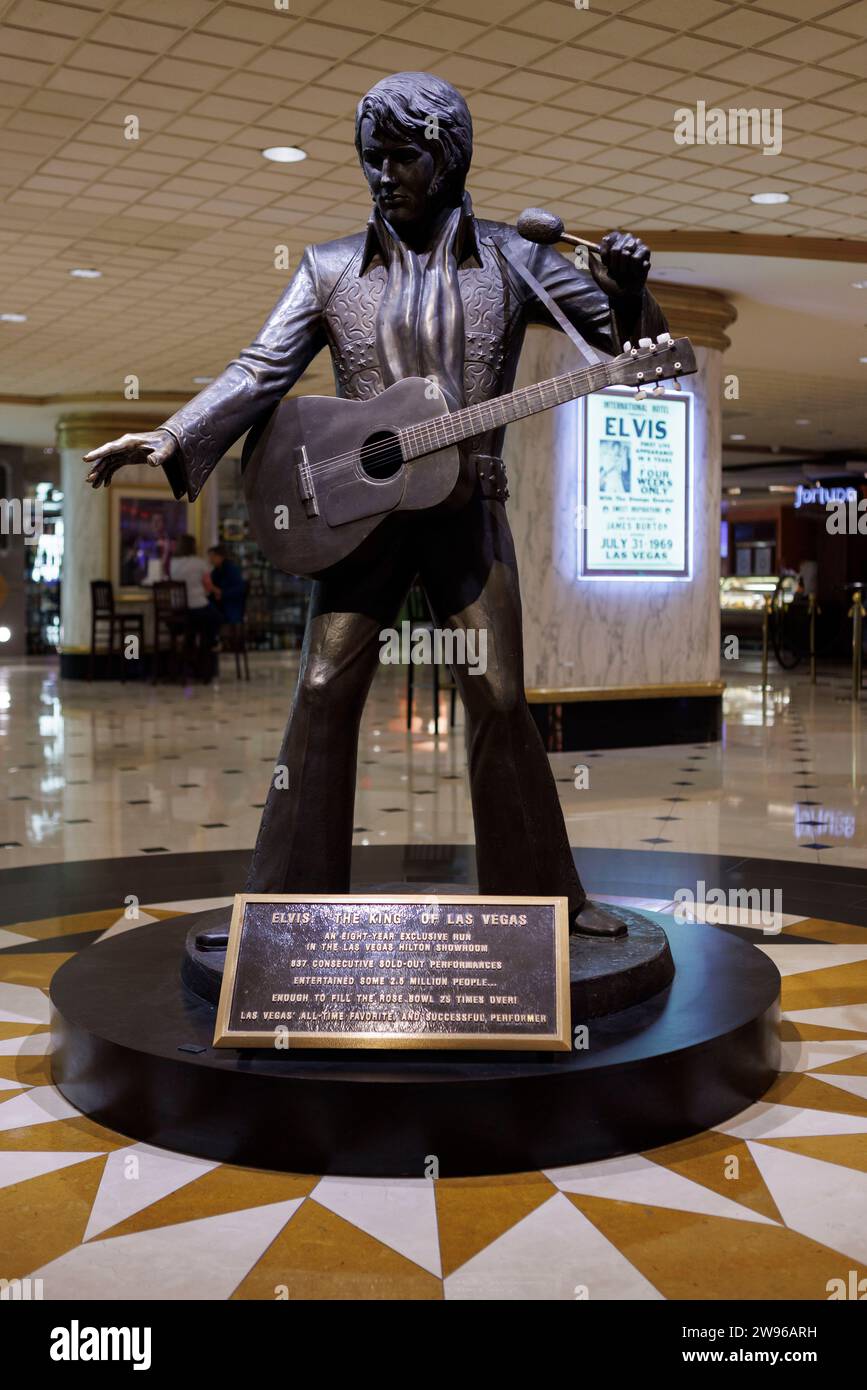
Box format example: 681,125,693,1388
360,190,481,273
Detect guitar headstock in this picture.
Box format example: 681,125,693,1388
608,334,697,397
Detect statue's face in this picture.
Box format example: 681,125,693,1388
359,115,445,232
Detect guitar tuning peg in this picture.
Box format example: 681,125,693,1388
653,385,665,396
634,389,647,401
638,337,653,348
622,341,632,352
671,378,682,391
656,332,672,345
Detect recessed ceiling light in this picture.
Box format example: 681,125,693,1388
262,146,307,163
192,376,215,384
0,312,27,322
750,191,789,204
860,356,867,364
853,280,867,289
69,268,102,279
729,433,746,441
795,418,810,425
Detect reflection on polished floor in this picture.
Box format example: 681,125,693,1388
0,653,865,871
2,654,867,1301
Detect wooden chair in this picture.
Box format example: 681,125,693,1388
405,584,458,734
88,580,144,682
222,619,250,680
151,581,187,683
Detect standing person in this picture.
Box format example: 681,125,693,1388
169,534,220,680
85,71,667,937
207,544,246,628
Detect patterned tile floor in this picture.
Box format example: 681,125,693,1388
0,652,866,870
2,896,867,1301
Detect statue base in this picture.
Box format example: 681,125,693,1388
49,910,779,1176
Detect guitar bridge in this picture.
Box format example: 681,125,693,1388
295,444,319,518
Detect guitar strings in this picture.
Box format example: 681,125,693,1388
297,348,679,481
300,362,614,480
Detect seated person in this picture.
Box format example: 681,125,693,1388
169,534,220,676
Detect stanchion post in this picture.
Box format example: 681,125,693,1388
761,593,772,691
808,593,819,684
849,586,864,701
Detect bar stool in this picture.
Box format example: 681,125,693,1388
152,581,187,683
88,580,144,682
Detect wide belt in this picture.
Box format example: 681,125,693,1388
470,453,509,502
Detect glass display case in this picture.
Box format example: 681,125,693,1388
720,574,799,635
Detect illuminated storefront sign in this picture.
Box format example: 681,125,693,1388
794,484,856,508
579,388,693,581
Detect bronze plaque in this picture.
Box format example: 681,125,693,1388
214,893,571,1051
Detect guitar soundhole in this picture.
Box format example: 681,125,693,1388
359,430,404,482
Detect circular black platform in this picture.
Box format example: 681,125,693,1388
180,901,675,1019
50,916,780,1176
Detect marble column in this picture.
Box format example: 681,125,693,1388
57,413,217,672
504,284,737,693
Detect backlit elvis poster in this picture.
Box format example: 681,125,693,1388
580,388,692,581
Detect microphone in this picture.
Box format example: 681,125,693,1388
517,207,600,253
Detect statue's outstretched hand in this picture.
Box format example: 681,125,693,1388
84,428,178,488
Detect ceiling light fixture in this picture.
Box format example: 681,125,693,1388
750,191,789,204
729,433,746,441
0,312,27,322
853,280,867,289
192,376,215,384
795,419,810,425
262,146,307,163
69,268,102,279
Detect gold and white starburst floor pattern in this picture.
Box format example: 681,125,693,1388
2,897,867,1301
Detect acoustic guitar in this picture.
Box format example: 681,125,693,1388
242,332,696,578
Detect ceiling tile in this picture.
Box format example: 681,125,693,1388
764,25,856,61
505,1,607,41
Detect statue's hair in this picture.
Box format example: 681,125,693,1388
355,71,472,200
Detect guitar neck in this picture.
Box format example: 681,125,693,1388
400,359,613,460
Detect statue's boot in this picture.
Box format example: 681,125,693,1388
191,906,232,952
569,900,628,938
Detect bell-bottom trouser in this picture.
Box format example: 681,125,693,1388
245,489,586,917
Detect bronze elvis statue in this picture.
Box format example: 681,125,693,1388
86,72,669,938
